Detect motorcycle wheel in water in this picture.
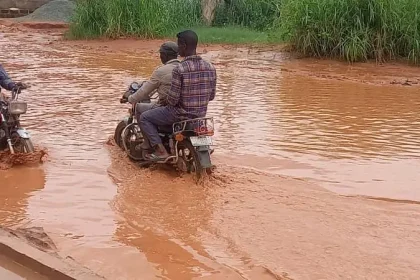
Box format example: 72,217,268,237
115,82,215,179
114,119,129,149
10,131,34,153
0,86,34,154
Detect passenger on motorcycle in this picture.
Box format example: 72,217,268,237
123,42,180,123
0,64,27,92
139,30,217,161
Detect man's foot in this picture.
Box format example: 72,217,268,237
144,152,169,162
144,144,170,162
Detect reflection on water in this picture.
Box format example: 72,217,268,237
208,50,420,160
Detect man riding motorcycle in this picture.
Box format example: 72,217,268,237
122,42,180,123
0,64,28,151
139,30,217,161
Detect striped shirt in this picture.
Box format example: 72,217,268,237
167,55,217,119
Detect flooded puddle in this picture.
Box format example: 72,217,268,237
1,25,420,279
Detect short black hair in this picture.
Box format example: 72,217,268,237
177,30,198,49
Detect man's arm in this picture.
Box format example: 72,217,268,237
0,64,15,91
167,67,182,106
128,70,160,104
209,69,217,101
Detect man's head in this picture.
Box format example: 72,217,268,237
176,30,198,57
159,41,178,64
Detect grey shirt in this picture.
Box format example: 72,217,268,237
128,59,180,105
0,64,15,91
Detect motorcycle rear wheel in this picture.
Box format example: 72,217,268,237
178,140,205,179
11,132,34,153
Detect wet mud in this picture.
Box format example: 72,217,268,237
2,226,58,253
1,23,420,279
0,148,48,170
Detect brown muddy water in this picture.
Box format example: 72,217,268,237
1,25,420,280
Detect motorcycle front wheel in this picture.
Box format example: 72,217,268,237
11,132,34,153
114,120,127,149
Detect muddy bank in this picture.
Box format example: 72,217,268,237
62,36,420,88
0,226,103,279
0,19,68,29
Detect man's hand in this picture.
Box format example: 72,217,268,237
123,90,132,99
13,82,29,91
120,90,132,103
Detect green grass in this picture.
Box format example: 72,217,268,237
68,0,280,42
181,26,276,44
213,0,281,31
68,0,201,39
278,0,420,64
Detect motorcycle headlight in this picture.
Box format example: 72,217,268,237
8,101,27,115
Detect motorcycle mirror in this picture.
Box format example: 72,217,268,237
130,82,139,91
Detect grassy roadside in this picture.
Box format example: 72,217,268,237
168,26,280,45
66,0,279,45
67,0,420,64
66,25,279,45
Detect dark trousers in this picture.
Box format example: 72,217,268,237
139,106,180,147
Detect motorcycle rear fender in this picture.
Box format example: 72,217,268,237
196,146,212,169
16,128,31,139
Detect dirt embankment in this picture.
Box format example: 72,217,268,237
0,226,104,279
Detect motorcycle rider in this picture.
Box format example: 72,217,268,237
0,64,27,150
0,64,27,92
139,30,217,161
123,42,180,123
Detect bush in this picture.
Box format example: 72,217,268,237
69,0,201,39
213,0,281,31
278,0,420,63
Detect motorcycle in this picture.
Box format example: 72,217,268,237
0,85,34,154
114,82,215,178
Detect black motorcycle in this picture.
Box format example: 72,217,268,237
0,86,34,154
114,82,214,178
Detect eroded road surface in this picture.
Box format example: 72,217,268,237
1,24,420,280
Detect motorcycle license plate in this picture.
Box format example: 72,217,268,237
190,136,213,147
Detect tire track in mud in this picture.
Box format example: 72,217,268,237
105,138,287,280
105,138,420,280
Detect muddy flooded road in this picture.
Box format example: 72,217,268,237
1,25,420,280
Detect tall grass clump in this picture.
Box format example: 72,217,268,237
69,0,201,39
213,0,281,30
279,0,420,64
